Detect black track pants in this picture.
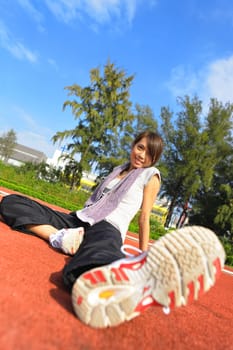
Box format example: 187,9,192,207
0,194,125,289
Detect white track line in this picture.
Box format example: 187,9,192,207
223,268,233,276
126,234,153,246
0,191,10,196
126,235,138,242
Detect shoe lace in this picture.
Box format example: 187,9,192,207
120,244,143,257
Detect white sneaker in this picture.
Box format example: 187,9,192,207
71,226,225,328
50,227,84,255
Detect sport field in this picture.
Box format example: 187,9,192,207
0,187,233,350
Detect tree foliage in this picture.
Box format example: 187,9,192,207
160,96,233,235
0,129,17,162
18,161,62,184
160,96,205,226
189,99,233,234
52,60,135,188
96,103,159,178
52,61,160,186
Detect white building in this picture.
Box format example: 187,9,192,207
2,143,47,166
46,149,69,170
46,149,97,186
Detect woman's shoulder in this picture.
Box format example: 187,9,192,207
144,166,160,175
142,166,161,184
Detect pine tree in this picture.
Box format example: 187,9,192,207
160,96,216,227
190,99,233,234
52,60,134,189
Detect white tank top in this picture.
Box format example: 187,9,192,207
105,167,160,242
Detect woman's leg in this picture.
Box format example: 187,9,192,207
62,221,125,290
0,194,88,254
26,224,58,240
25,223,86,255
0,194,76,231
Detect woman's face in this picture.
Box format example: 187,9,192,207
130,137,153,169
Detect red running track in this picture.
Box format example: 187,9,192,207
0,187,233,350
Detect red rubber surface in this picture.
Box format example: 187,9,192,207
0,187,233,350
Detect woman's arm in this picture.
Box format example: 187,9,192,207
138,174,160,251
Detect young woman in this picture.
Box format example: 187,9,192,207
0,131,162,252
0,130,225,329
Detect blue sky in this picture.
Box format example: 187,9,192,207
0,0,233,158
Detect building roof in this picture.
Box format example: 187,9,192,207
10,143,47,165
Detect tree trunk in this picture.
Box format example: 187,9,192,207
165,197,177,227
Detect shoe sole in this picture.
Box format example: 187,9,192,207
71,226,225,328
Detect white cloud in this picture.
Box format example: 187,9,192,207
16,0,157,31
166,55,233,106
0,20,37,63
124,0,138,23
44,0,80,24
204,55,233,104
165,65,200,98
44,0,141,25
